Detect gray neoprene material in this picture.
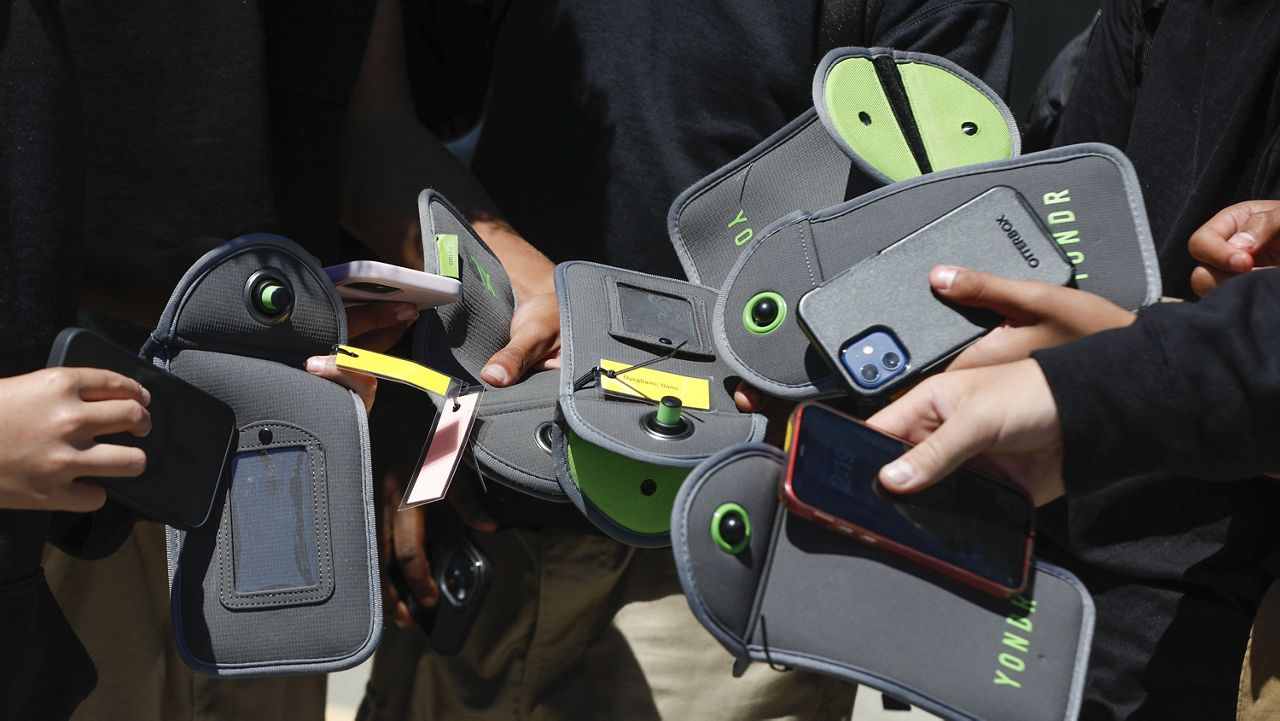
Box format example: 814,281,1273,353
413,190,564,500
556,262,766,465
716,144,1162,399
672,444,1095,721
668,110,853,289
148,234,381,677
553,261,766,546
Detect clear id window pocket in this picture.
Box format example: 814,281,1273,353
218,423,334,610
604,276,713,357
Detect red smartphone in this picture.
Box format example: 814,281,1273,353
781,402,1034,599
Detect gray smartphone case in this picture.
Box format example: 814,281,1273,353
553,262,766,547
798,186,1074,399
714,143,1162,400
146,235,381,676
669,47,1018,290
672,444,1094,721
413,190,564,501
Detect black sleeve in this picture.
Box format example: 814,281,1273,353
873,0,1016,98
1033,268,1280,494
47,502,136,561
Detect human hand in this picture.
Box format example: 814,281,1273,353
1189,200,1280,296
0,368,151,512
932,265,1135,370
302,300,420,413
867,359,1065,506
479,292,561,387
347,300,420,352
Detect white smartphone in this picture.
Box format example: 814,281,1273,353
324,260,462,309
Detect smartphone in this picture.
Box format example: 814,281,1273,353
324,260,461,309
780,402,1034,598
46,328,237,530
388,503,491,655
796,186,1074,400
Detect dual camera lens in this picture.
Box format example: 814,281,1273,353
857,352,900,382
841,331,908,391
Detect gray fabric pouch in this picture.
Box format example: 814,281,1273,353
669,46,1018,290
672,444,1094,721
716,143,1162,400
412,190,564,500
553,262,767,547
147,234,380,676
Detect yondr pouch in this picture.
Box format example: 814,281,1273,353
412,189,564,500
553,262,766,547
672,444,1094,721
716,143,1162,400
669,46,1018,289
797,186,1074,400
146,234,380,676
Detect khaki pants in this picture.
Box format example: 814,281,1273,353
359,527,856,721
42,522,327,721
1239,578,1280,720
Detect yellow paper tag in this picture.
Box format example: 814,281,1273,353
597,359,711,410
335,345,456,397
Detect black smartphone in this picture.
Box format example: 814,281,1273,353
781,403,1034,598
389,504,491,655
797,186,1074,400
46,328,237,530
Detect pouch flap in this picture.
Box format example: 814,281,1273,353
556,261,764,465
716,144,1161,399
412,189,563,500
672,443,1094,721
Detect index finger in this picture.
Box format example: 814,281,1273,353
1187,203,1259,272
69,368,150,405
346,301,419,340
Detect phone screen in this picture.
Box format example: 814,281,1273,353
791,404,1031,590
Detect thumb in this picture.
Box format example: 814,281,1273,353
1238,209,1280,261
480,296,560,387
930,265,1053,323
878,412,992,494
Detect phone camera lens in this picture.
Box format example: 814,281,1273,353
444,556,475,603
859,364,880,382
882,352,901,370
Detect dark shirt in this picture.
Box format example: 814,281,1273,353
0,0,96,717
472,0,1014,279
1043,1,1280,717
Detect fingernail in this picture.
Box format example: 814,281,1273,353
305,357,324,373
931,265,959,291
1230,252,1253,273
140,385,152,406
1229,232,1257,250
396,306,419,322
880,460,915,488
481,364,508,385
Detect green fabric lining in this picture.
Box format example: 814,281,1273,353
566,431,687,535
897,63,1013,172
823,57,919,182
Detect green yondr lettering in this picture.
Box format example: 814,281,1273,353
470,255,498,299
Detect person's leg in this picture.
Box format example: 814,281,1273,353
1238,578,1280,720
44,521,328,721
362,526,633,721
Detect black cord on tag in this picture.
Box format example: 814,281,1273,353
603,340,687,379
334,345,359,357
758,615,793,673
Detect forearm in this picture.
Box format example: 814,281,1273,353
339,0,553,300
1034,269,1280,492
